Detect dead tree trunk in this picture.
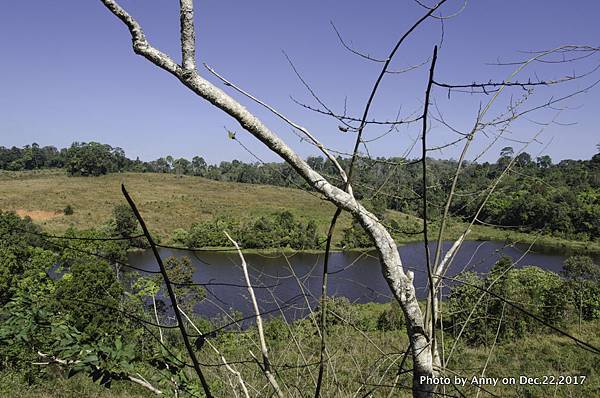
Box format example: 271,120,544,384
99,0,439,395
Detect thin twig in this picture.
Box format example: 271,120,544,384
421,45,439,363
224,231,284,398
121,184,213,397
179,307,251,398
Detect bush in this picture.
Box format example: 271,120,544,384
447,259,576,346
563,256,600,321
264,317,289,342
111,204,147,248
171,228,190,245
0,212,46,305
563,255,599,282
239,211,321,249
164,256,205,314
339,219,372,249
53,261,124,337
184,216,238,248
499,266,567,338
447,271,490,345
178,212,322,250
314,296,359,328
112,204,137,237
63,205,74,215
377,300,404,331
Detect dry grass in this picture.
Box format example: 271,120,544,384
2,169,597,253
0,170,352,241
15,209,63,221
0,372,149,398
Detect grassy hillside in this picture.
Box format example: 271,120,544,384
0,170,352,242
1,169,598,253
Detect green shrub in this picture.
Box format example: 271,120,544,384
0,211,47,305
177,212,322,250
447,271,490,345
339,219,372,249
563,256,600,321
377,300,404,331
499,266,567,339
53,261,124,337
164,256,206,314
447,257,579,346
264,317,289,342
171,228,190,245
112,204,136,236
315,296,359,328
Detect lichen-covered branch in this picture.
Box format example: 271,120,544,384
179,0,196,70
99,1,437,395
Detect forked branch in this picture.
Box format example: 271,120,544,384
99,0,457,396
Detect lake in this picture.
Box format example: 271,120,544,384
128,240,577,323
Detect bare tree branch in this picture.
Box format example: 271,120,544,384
420,45,439,366
204,63,351,192
35,352,164,395
290,97,422,127
225,231,284,398
179,0,196,70
121,184,213,398
346,0,449,182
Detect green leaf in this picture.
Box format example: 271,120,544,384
82,354,99,365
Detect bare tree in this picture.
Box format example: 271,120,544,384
98,1,438,395
96,1,599,396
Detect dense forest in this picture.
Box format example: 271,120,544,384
1,142,599,242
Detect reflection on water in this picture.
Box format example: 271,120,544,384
128,240,573,322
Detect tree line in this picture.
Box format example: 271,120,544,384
2,142,599,240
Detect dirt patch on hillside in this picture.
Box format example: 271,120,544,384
15,209,62,221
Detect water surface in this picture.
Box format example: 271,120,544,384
128,240,573,322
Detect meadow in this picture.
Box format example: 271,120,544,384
1,169,598,255
0,170,350,241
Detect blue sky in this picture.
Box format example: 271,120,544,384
1,1,599,164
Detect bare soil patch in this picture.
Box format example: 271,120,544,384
15,209,62,221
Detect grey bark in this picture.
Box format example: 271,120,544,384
179,0,196,70
99,0,436,395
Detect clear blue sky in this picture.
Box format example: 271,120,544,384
1,1,599,164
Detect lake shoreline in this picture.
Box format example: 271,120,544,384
128,240,578,320
153,234,600,257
